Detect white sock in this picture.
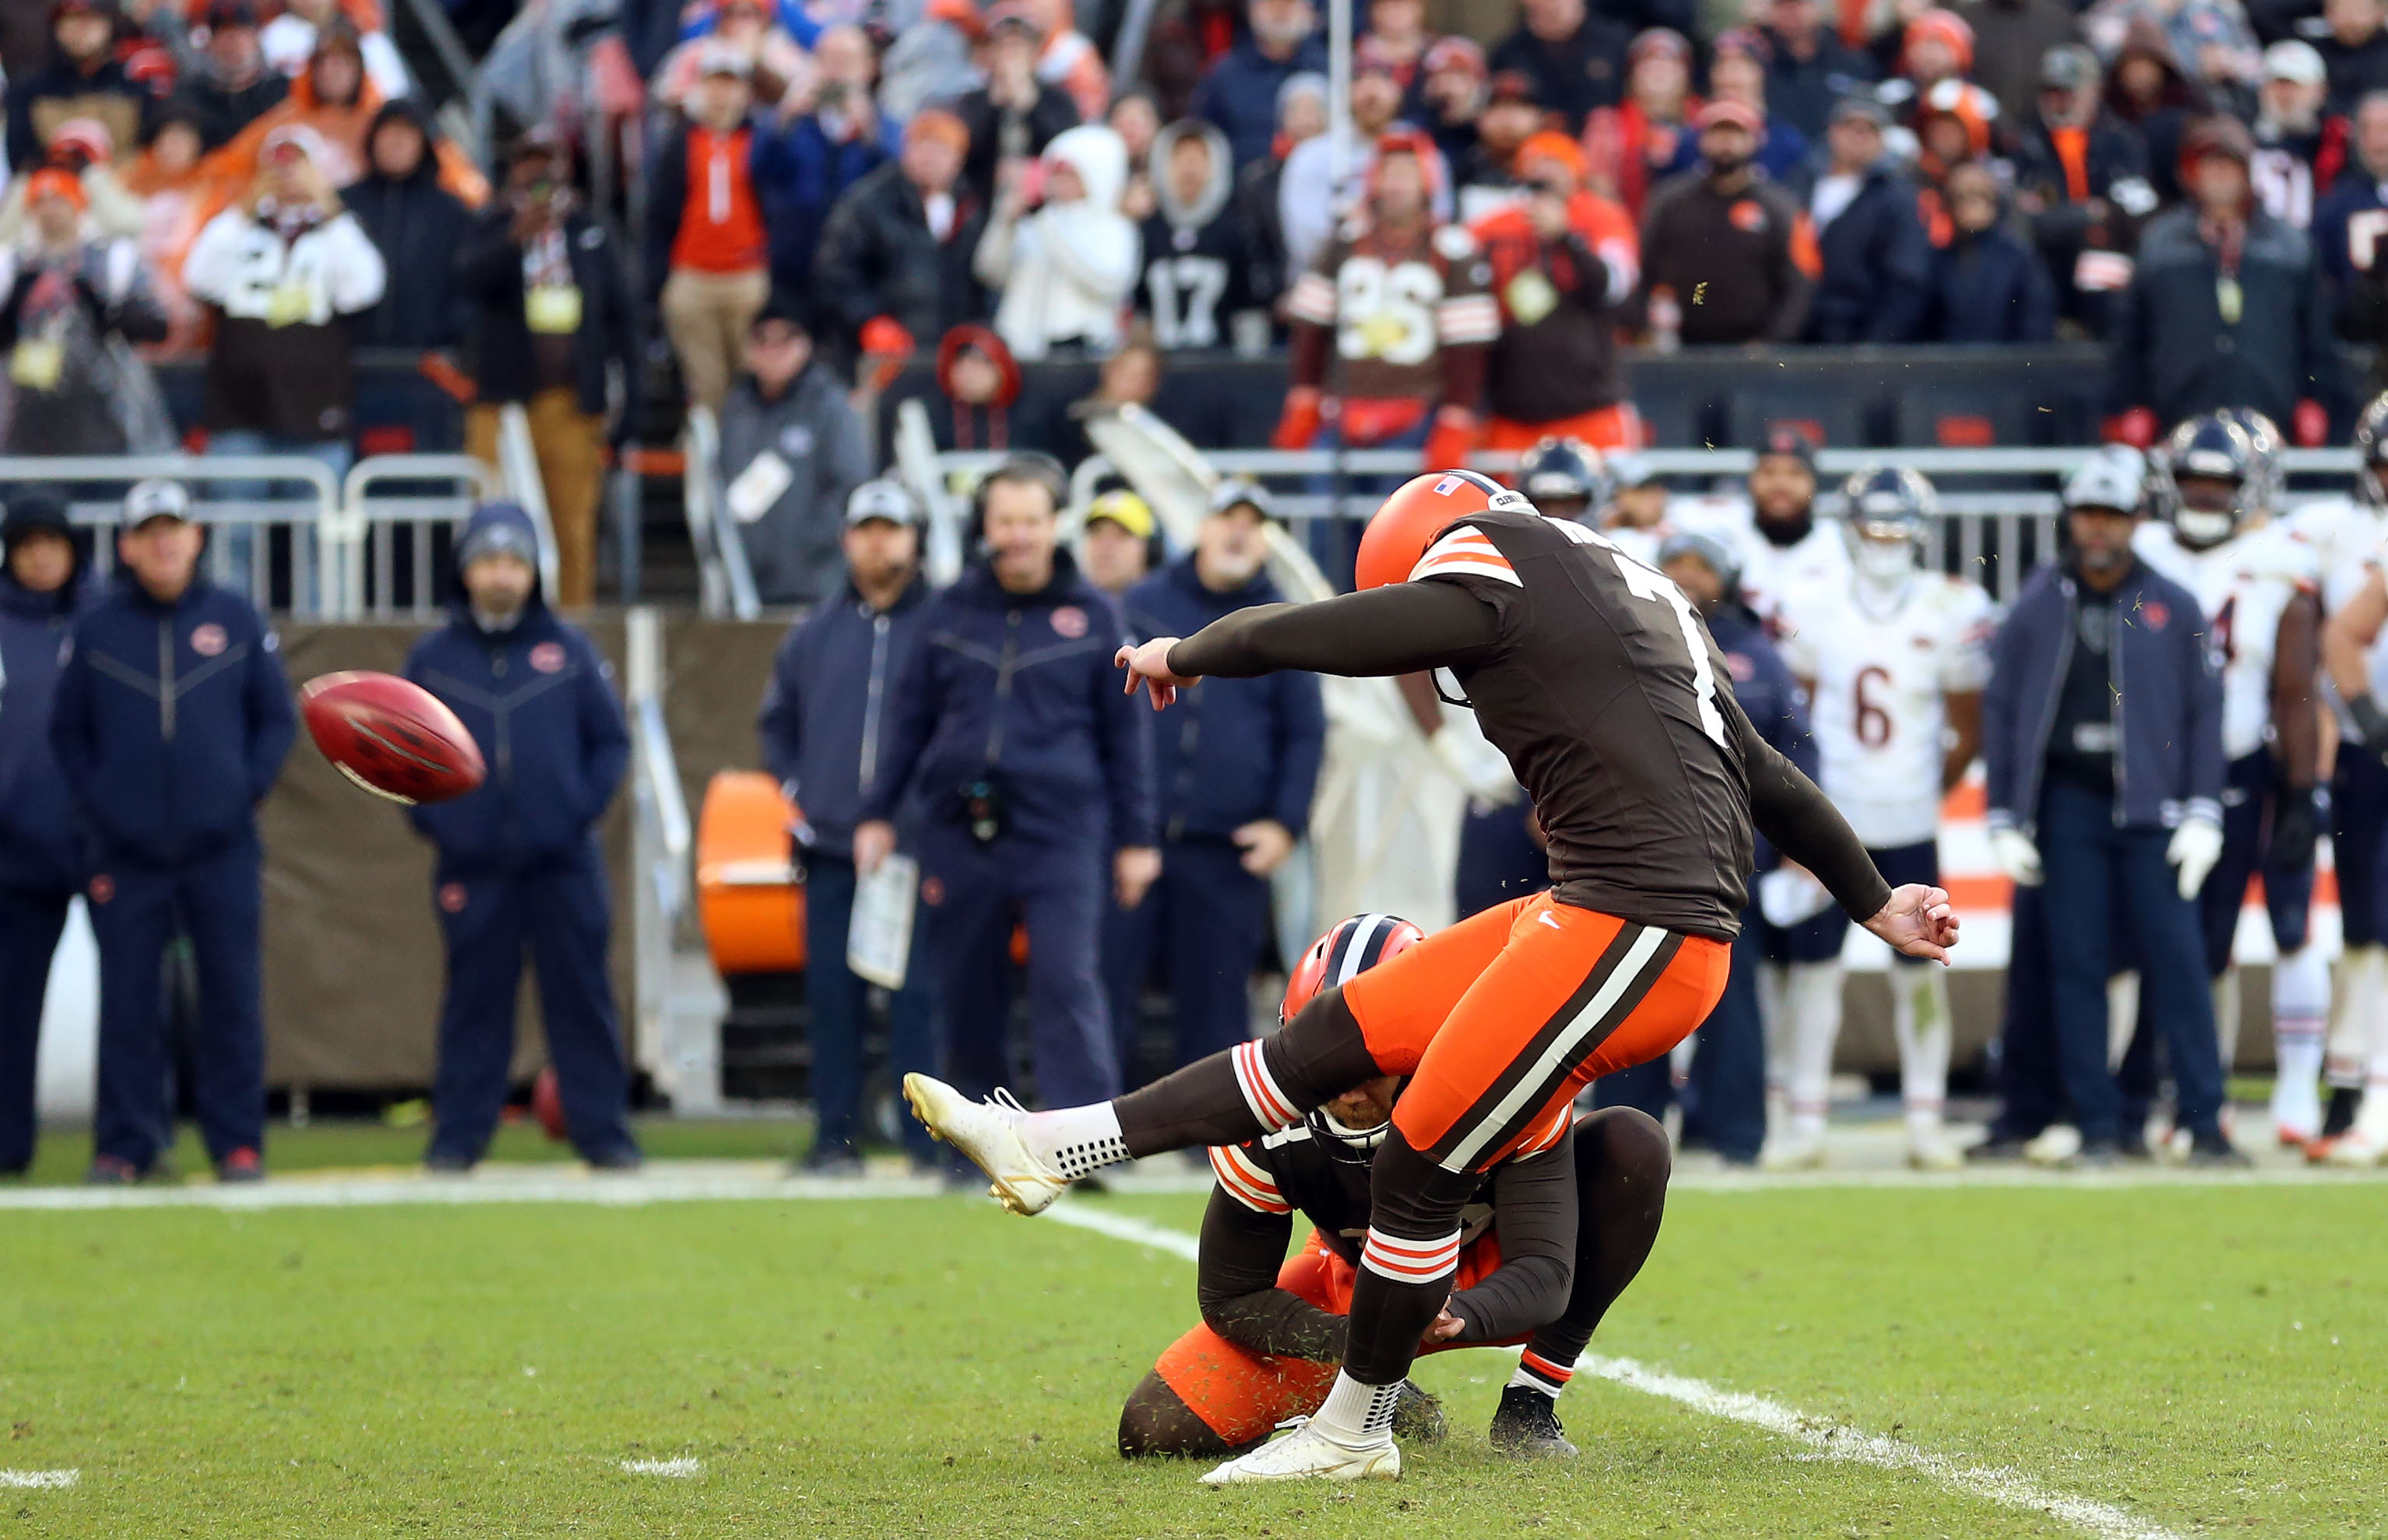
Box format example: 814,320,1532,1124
1312,1371,1399,1446
1782,960,1842,1141
1022,1103,1128,1179
2270,946,2329,1129
2105,972,2140,1072
2325,946,2383,1089
2212,966,2242,1074
1509,1350,1572,1398
1892,963,1951,1140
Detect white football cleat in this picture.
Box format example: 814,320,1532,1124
1759,1131,1826,1172
901,1075,1067,1215
2024,1123,2083,1166
2323,1129,2386,1168
1199,1422,1401,1485
1905,1131,1963,1172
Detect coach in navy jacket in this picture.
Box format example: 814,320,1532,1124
1982,462,2232,1161
403,503,639,1172
51,480,295,1182
756,480,941,1170
0,496,95,1174
1106,487,1323,1083
855,456,1157,1109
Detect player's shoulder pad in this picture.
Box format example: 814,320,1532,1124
1433,223,1479,262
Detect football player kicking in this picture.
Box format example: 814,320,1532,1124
906,470,1955,1483
1118,916,1672,1466
1771,467,1992,1171
2284,394,2388,1156
2135,413,2329,1145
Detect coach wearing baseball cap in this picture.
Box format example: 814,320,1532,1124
758,480,943,1173
50,480,295,1183
403,503,640,1173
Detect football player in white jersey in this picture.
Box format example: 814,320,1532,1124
2135,411,2329,1144
2287,394,2388,1154
1771,466,1992,1169
1734,427,1852,628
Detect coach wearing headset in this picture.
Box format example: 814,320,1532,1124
854,453,1159,1113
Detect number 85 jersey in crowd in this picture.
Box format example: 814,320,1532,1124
1777,574,1995,849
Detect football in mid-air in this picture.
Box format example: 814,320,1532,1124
300,671,485,805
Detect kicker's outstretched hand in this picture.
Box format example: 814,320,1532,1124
1863,883,1961,965
1117,638,1198,710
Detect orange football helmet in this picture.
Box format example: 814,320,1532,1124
1352,469,1528,589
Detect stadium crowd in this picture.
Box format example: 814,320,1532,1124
8,0,2388,1187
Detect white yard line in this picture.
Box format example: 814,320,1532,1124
0,1157,2372,1211
0,1469,79,1489
618,1458,703,1478
1044,1205,2187,1540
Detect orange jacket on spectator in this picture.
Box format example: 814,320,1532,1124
199,69,487,221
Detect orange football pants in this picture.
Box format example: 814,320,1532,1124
1481,403,1645,454
1152,1229,1511,1444
1343,893,1729,1173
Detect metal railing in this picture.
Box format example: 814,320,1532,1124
920,445,2372,609
624,607,695,1096
339,455,498,620
680,406,761,621
494,404,564,600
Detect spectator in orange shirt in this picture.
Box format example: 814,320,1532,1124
1584,28,1697,220
1472,132,1642,452
648,44,775,410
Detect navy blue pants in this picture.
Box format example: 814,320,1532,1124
2037,779,2224,1144
0,885,71,1172
2333,749,2388,948
89,841,265,1169
428,849,638,1166
1455,801,1549,919
1595,903,1767,1162
1988,882,2063,1140
2199,749,2314,971
803,851,941,1162
918,825,1120,1108
1103,836,1271,1088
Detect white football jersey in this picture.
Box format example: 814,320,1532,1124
2284,497,2388,710
2133,519,2322,760
1778,573,1995,849
1732,515,1852,631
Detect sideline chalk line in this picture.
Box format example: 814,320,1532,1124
0,1469,80,1489
1041,1204,2186,1540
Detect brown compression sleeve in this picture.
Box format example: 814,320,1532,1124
1166,580,1503,680
1445,1130,1578,1344
1194,1187,1347,1362
1725,686,1892,919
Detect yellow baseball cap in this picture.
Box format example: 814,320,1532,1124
1085,490,1155,540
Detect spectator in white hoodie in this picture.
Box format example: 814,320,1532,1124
975,122,1139,361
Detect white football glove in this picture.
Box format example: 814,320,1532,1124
1990,827,2043,888
2168,817,2224,901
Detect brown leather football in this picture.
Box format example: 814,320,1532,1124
299,671,486,806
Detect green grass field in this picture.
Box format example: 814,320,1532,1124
4,1167,2384,1538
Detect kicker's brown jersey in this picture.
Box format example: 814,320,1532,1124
1168,507,1890,941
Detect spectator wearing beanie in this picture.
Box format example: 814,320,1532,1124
717,298,872,606
1491,0,1632,134
1923,160,2058,340
1584,28,1697,221
759,23,895,299
454,133,638,610
976,123,1140,362
1802,97,1930,343
343,97,473,350
1194,0,1328,171
9,0,157,171
1640,99,1815,345
955,5,1083,212
0,494,97,1177
1761,0,1876,141
2253,40,2331,229
2110,114,2339,445
2010,44,2156,337
812,107,987,375
1955,0,2084,124
185,0,287,152
649,43,774,412
0,165,171,455
1471,131,1642,452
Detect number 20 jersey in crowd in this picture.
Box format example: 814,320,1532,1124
1412,508,1762,940
1778,575,1995,849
